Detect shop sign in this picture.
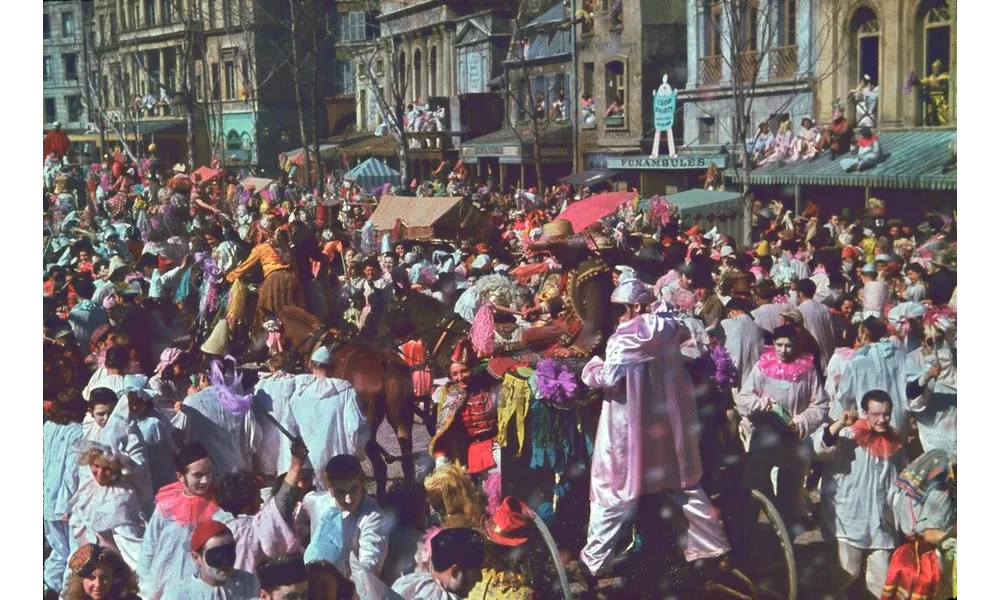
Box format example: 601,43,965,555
606,155,727,170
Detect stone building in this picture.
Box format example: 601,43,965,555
342,0,510,181
575,0,689,195
43,0,95,159
89,0,333,169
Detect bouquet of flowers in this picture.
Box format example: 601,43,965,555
532,359,579,408
647,195,678,228
708,341,738,389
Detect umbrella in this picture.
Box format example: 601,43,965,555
556,191,635,232
192,166,220,181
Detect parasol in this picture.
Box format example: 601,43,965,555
556,191,635,232
192,166,220,181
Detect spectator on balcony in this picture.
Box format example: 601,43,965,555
816,102,853,160
604,95,624,119
759,119,793,167
581,94,596,125
747,120,774,165
850,75,879,128
550,89,567,121
534,92,547,120
788,117,820,163
840,127,882,173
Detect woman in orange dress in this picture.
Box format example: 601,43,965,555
226,217,305,337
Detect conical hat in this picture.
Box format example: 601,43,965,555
201,319,231,357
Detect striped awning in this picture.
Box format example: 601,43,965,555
734,129,957,190
344,157,401,192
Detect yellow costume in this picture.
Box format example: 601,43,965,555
920,60,950,126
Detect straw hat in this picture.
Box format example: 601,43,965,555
200,320,231,357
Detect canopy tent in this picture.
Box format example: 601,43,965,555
368,195,488,241
282,138,344,168
557,169,621,188
345,157,401,192
665,189,745,243
192,166,220,181
240,176,274,191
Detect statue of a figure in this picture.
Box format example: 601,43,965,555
651,74,678,158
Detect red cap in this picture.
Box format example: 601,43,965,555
191,520,231,552
484,497,532,546
450,339,475,367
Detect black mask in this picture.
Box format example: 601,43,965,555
203,543,237,569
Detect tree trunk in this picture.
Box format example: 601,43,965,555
311,0,325,190
288,0,312,188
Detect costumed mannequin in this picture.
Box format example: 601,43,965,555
650,74,678,158
429,339,500,483
918,59,950,126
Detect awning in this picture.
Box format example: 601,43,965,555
461,123,573,164
558,169,621,187
736,129,957,191
368,195,488,241
283,137,345,167
665,189,745,244
133,120,186,136
344,157,401,191
341,134,398,158
240,176,274,191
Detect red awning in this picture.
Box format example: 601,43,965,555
556,191,636,232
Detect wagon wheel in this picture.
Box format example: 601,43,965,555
724,489,797,600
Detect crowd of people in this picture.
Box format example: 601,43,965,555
43,135,957,599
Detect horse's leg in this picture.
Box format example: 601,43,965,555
384,368,416,484
362,390,389,501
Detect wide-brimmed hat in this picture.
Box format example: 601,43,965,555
483,497,532,547
527,219,575,249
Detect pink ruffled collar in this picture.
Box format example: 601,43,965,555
757,349,815,382
154,481,220,526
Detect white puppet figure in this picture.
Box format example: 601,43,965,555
651,74,678,158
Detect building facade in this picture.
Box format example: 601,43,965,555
576,0,690,195
89,0,334,170
679,0,816,151
43,0,94,158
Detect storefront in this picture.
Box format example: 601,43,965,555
596,153,730,198
461,122,574,190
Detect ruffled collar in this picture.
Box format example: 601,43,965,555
757,349,815,382
154,481,220,525
70,474,142,533
851,419,902,458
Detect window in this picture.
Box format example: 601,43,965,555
699,117,717,145
223,0,233,28
413,49,422,99
779,0,797,46
225,61,235,99
744,0,759,52
919,0,952,126
341,12,366,42
61,12,74,38
227,130,242,151
110,13,117,37
44,56,52,81
211,62,221,100
429,47,437,96
604,60,626,127
44,98,57,123
851,7,880,87
162,0,174,24
515,78,529,122
98,15,106,43
102,75,110,105
241,57,250,87
705,1,722,57
208,0,216,26
67,95,83,122
365,13,380,40
43,14,51,39
63,53,78,81
145,0,156,26
196,72,204,101
336,59,355,94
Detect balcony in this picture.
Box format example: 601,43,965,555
119,19,197,44
698,55,722,86
737,51,760,83
769,45,798,81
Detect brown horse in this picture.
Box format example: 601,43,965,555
278,306,415,498
360,289,471,378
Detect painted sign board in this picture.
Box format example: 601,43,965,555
606,155,727,170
